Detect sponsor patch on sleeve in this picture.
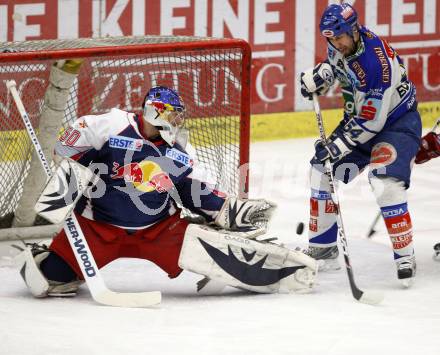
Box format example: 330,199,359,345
108,135,143,151
166,148,194,167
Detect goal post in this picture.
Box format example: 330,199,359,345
0,36,251,241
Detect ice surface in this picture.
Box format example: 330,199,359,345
1,137,440,355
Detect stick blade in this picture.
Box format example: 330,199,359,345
358,290,384,305
366,229,376,238
94,290,162,308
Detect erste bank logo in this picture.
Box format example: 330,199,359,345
109,135,143,151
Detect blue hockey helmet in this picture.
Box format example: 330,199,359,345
143,86,185,112
142,86,186,145
319,3,358,38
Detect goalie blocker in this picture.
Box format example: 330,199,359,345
35,158,95,224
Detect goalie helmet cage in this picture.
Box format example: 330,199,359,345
0,36,251,240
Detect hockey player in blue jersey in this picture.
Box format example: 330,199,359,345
300,3,421,287
17,85,318,298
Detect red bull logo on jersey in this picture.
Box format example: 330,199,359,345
111,161,173,193
109,135,143,152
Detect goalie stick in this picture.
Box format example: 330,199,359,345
312,94,384,305
7,80,161,308
366,117,440,239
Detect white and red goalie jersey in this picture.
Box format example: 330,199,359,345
54,108,226,229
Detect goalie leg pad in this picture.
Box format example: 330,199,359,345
178,225,318,294
15,246,82,298
15,247,50,298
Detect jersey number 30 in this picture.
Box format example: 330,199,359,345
59,127,81,146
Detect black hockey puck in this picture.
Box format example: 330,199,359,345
296,222,305,235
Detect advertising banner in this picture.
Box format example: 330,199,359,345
0,0,439,114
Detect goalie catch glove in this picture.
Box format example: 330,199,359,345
215,197,277,231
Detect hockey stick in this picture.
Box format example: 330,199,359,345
312,94,384,305
366,117,440,238
366,211,382,238
7,80,161,308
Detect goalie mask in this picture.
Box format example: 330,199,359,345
142,86,186,146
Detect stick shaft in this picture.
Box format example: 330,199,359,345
7,80,52,176
312,94,364,301
7,80,103,290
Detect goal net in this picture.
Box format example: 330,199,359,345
0,36,251,240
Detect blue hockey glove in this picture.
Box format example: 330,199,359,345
314,136,352,163
314,116,371,163
300,62,335,100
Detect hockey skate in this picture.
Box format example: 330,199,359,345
14,243,83,297
303,245,340,271
396,256,416,288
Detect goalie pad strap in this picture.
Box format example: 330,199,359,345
178,225,318,293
